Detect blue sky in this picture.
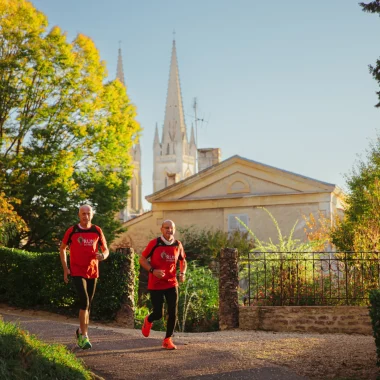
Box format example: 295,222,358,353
31,0,380,209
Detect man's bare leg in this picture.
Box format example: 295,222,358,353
79,309,89,336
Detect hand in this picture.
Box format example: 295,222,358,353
153,269,165,279
96,252,104,261
179,273,186,283
63,268,70,284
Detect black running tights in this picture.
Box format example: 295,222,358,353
149,286,178,338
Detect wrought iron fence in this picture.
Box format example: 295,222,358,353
240,251,380,306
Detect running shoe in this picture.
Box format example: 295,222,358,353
142,315,153,337
162,337,177,350
80,336,92,350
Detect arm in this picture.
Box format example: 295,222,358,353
179,258,187,283
59,242,70,283
96,228,109,261
96,244,109,261
139,254,165,279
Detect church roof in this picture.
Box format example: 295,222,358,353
146,154,343,202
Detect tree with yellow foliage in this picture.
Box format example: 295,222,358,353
303,211,338,251
0,192,28,247
0,0,140,250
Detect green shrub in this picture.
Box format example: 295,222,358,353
369,289,380,367
0,319,93,379
0,247,132,321
178,225,253,267
136,262,219,333
177,261,219,332
134,303,166,332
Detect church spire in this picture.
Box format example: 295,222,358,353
161,39,187,144
153,38,197,193
154,123,160,145
116,42,125,85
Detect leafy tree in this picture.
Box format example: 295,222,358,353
331,151,380,252
360,2,380,108
0,192,28,246
330,2,380,251
331,3,380,251
0,0,140,250
303,211,338,251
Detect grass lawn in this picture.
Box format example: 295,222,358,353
0,319,93,379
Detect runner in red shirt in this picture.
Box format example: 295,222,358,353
139,219,187,350
60,204,109,349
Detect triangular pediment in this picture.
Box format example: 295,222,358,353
146,155,337,203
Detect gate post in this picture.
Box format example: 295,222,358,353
115,247,135,328
219,247,239,330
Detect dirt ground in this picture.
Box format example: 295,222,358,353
0,304,378,380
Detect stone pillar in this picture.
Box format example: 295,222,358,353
115,248,135,328
138,265,148,307
219,247,239,330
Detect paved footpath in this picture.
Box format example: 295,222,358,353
0,307,309,380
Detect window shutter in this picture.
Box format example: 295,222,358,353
228,214,248,232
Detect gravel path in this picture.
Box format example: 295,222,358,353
0,305,378,380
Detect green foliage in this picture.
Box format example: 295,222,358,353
331,136,380,251
0,192,28,247
237,207,327,306
134,302,166,332
360,1,380,15
0,0,140,250
178,225,253,266
135,262,219,333
237,207,322,254
0,319,93,379
360,1,380,107
91,251,133,320
333,4,380,251
0,247,132,321
133,252,141,307
369,289,380,366
177,262,219,332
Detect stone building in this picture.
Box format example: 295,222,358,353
111,40,344,251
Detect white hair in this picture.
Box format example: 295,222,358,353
79,204,94,213
162,219,175,227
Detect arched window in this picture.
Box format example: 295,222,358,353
227,179,250,194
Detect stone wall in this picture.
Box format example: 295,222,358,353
239,306,372,335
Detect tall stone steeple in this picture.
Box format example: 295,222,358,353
153,39,197,192
116,43,125,86
116,45,143,221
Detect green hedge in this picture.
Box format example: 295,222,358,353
0,247,131,321
369,289,380,367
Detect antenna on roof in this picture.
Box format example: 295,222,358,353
192,97,208,148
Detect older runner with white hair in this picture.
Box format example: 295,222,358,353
139,219,187,350
60,204,109,349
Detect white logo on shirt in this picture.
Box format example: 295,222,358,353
161,251,175,262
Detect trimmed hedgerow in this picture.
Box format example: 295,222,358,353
369,289,380,367
0,247,131,321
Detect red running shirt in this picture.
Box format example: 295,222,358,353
141,237,186,290
62,224,107,278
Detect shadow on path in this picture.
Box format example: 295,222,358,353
1,310,309,380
